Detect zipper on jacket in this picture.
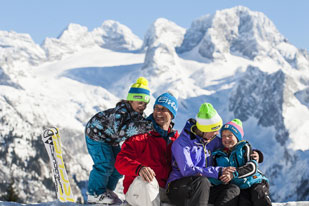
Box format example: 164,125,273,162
202,136,216,167
203,146,208,167
233,154,240,167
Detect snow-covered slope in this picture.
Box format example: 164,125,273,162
0,6,308,203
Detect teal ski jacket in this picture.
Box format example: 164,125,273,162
209,140,268,189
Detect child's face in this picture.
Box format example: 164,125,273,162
221,130,238,150
130,101,147,113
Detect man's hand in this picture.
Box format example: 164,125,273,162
139,166,156,182
251,151,259,163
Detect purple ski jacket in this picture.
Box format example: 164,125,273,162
166,118,224,186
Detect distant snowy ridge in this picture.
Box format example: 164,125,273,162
0,20,142,67
177,6,309,71
42,20,143,61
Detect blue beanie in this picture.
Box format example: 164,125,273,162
154,92,178,119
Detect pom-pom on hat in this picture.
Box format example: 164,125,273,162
220,119,244,141
154,92,178,119
196,103,223,132
127,77,150,103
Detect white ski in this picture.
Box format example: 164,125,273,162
42,127,75,202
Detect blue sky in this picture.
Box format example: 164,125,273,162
1,0,308,50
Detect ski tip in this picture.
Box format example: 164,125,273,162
42,127,59,139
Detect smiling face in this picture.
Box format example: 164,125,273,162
130,101,147,114
153,104,172,130
221,130,238,150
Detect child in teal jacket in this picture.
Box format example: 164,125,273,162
210,119,272,206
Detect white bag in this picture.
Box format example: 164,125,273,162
125,176,160,206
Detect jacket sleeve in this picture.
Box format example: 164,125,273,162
85,111,111,140
234,143,258,178
172,139,222,179
115,137,144,176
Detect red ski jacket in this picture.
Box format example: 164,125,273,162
115,130,179,194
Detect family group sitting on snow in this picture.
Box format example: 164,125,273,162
84,77,272,206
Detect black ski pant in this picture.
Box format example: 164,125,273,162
239,180,272,206
166,176,240,206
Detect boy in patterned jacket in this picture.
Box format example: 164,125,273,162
210,119,271,206
85,77,153,204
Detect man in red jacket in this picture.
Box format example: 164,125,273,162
115,92,179,206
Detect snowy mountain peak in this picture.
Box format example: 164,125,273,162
93,20,143,51
0,30,45,67
57,23,90,41
177,6,286,60
141,18,185,78
0,30,34,45
42,20,143,61
143,18,185,48
42,23,95,61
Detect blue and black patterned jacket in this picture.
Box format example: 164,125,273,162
85,100,153,145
